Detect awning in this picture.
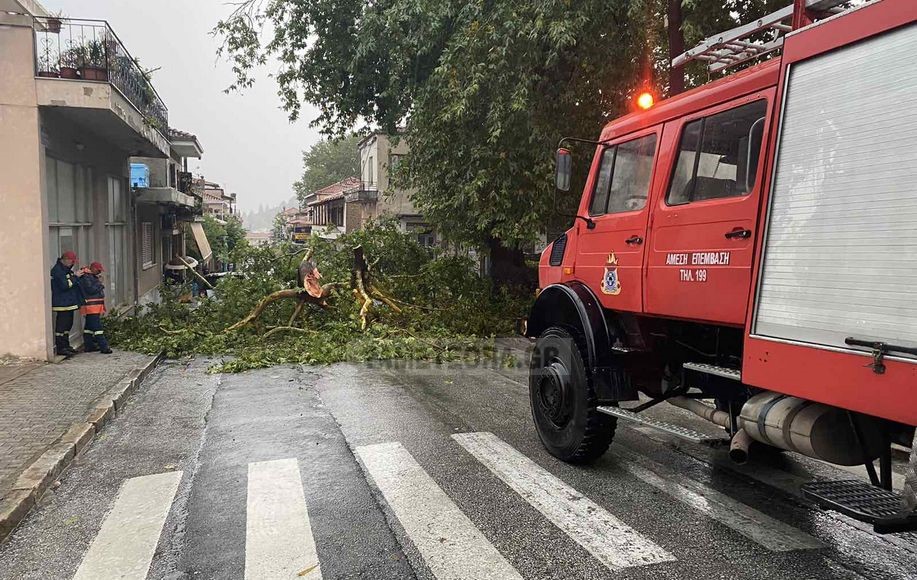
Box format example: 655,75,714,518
189,222,213,261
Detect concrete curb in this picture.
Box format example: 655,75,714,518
0,352,164,541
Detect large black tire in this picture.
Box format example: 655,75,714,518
529,326,616,463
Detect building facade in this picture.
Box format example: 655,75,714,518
303,176,362,239
0,1,202,359
302,134,435,244
199,179,236,223
131,129,206,304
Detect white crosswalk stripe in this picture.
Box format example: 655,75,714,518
72,471,182,580
616,450,824,552
69,438,825,580
452,432,675,571
245,458,322,579
356,441,523,580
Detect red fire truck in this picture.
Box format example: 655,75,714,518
526,0,917,533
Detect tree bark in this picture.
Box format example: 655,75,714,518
667,0,686,96
486,236,536,289
352,245,402,330
225,289,305,332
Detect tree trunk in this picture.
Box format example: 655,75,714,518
667,0,686,96
486,236,536,290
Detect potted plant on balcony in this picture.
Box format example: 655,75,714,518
59,41,83,79
78,39,108,81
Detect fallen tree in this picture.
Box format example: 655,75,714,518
106,221,533,373
225,248,335,334
225,245,403,335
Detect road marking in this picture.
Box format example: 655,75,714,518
245,458,321,579
617,451,824,552
452,432,674,571
72,471,182,580
356,441,522,580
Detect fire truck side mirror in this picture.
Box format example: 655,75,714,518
555,148,572,192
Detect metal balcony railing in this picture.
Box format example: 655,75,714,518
344,184,379,203
33,16,169,136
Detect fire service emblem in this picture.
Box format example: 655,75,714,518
601,252,621,295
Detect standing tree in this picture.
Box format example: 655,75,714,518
294,134,361,204
271,212,288,243
216,0,785,283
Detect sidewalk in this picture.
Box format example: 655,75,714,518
0,352,158,515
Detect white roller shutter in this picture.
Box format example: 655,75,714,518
754,22,917,357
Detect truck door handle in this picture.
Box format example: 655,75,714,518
724,228,752,240
625,235,643,245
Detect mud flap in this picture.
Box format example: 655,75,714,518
592,366,637,402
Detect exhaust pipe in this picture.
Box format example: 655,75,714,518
669,397,751,464
729,428,752,464
668,396,731,429
666,392,886,466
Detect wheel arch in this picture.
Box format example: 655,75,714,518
527,282,612,371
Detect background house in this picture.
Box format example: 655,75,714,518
298,134,435,245
198,179,236,222
303,176,361,239
344,133,435,245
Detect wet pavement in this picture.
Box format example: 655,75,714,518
0,350,153,497
0,356,914,579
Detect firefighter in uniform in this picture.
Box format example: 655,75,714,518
50,250,84,356
78,262,112,354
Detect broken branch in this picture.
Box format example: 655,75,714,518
178,256,214,289
263,326,316,339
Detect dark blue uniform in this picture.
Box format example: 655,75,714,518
78,273,110,353
50,260,83,355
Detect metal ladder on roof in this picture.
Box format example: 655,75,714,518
672,0,863,73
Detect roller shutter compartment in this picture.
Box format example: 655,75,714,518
754,23,917,358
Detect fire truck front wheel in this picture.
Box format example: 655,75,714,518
529,326,616,463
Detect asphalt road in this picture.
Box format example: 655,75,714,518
0,356,915,579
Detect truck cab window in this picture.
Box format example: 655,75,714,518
667,99,767,205
589,133,657,216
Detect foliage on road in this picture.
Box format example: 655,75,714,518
107,222,530,373
294,134,361,204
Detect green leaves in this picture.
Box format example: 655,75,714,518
214,0,784,251
106,221,529,373
293,135,361,204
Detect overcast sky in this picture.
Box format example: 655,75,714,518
40,0,322,212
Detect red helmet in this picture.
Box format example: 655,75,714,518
89,262,104,273
61,250,77,261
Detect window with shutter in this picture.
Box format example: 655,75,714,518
142,222,155,269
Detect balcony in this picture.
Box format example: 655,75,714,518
135,187,196,208
33,16,169,157
344,185,379,203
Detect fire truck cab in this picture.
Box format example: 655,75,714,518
527,0,917,533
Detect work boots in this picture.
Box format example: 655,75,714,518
96,334,112,355
55,336,77,357
83,331,98,352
